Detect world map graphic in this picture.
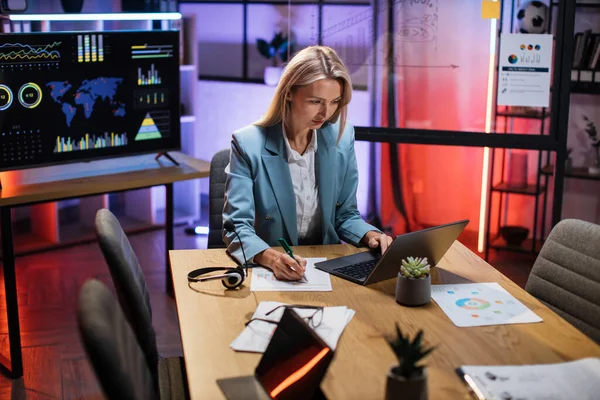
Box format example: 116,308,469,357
47,78,126,127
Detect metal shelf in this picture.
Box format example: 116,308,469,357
541,164,600,181
570,82,600,95
551,2,600,8
491,182,546,196
496,110,551,120
5,12,182,21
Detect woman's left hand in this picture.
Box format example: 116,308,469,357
362,231,394,254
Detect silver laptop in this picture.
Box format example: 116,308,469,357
315,220,469,285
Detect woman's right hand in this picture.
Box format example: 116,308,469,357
255,248,307,281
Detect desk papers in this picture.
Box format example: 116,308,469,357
230,301,355,353
459,358,600,400
431,282,542,327
250,257,331,292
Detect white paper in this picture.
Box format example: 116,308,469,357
497,33,553,107
460,358,600,400
230,301,355,353
250,257,331,292
431,282,542,327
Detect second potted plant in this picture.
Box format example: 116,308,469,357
395,257,431,306
385,323,435,400
256,32,294,86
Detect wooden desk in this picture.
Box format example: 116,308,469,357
170,242,600,400
0,151,209,378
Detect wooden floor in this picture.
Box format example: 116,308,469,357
0,226,535,399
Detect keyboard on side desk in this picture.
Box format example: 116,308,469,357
332,256,381,282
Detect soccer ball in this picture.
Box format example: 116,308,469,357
516,1,549,34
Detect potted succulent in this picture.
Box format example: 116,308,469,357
583,116,600,176
256,32,294,86
395,257,431,306
385,323,436,400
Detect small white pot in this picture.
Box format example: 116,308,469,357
588,166,600,176
264,66,283,86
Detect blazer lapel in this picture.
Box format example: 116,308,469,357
261,124,298,244
317,125,337,238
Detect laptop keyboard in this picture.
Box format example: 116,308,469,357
333,257,381,281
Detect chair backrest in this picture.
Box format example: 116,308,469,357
77,279,158,400
208,149,231,249
525,219,600,343
94,208,159,379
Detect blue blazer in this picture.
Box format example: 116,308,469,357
222,120,379,265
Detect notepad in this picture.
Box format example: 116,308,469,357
230,301,355,353
431,282,542,327
250,257,331,292
459,358,600,400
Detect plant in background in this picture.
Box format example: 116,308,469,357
257,32,294,67
387,323,436,379
583,115,600,166
400,257,430,279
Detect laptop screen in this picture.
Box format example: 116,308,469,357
255,308,333,400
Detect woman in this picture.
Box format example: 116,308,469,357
223,45,393,281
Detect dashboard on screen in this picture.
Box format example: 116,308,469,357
0,30,181,172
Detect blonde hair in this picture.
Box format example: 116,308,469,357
255,45,352,142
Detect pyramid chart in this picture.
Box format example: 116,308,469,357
135,113,162,141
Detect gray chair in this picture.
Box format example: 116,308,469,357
77,279,158,400
525,218,600,343
208,149,231,248
95,208,187,399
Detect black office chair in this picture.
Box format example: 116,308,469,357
94,208,187,399
208,149,231,248
77,279,158,400
525,219,600,343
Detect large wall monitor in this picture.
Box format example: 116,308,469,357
0,30,180,171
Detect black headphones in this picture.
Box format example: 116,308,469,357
187,220,254,290
187,265,246,289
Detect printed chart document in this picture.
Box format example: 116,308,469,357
250,257,331,292
231,301,355,353
459,358,600,400
497,33,553,107
431,282,542,327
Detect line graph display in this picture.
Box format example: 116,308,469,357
0,42,61,62
131,44,173,59
0,42,62,71
138,64,162,85
54,132,128,153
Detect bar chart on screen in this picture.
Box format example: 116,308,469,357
137,64,162,85
76,34,104,63
130,44,174,59
54,132,128,153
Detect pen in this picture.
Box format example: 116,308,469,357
277,238,308,282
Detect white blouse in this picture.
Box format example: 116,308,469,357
282,129,322,244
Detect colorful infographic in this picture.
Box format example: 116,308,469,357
431,283,542,327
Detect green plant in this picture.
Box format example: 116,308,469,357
387,323,436,379
400,257,430,279
583,115,599,165
256,32,294,67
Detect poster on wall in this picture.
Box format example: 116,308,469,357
497,33,553,108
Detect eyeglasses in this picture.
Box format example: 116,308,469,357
245,304,324,329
